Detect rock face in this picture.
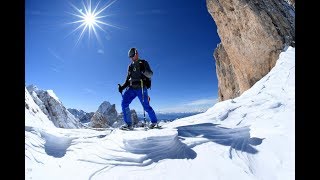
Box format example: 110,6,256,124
90,101,139,128
130,110,139,125
90,101,119,128
26,85,83,128
207,0,295,101
116,110,139,127
214,44,240,101
25,87,56,128
90,112,109,128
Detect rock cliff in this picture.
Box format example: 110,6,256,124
207,0,295,101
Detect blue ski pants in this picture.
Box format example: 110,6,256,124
121,87,158,125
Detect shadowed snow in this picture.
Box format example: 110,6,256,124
177,123,263,158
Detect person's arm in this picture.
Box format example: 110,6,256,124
122,65,131,88
141,61,153,78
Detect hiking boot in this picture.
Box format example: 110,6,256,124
120,124,133,130
148,123,157,129
137,121,146,127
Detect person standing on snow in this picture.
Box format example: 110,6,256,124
118,47,158,130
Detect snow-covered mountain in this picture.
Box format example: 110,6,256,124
26,85,83,129
25,86,56,129
25,47,294,180
67,108,94,123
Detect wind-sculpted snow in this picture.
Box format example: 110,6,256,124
177,123,263,158
42,132,74,158
25,126,111,166
78,129,196,167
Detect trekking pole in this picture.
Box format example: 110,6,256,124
140,79,146,126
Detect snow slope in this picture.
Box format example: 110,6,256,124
26,85,82,128
25,47,294,180
25,87,56,129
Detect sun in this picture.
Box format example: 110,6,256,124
84,13,95,26
66,0,119,47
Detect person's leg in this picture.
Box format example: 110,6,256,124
121,88,136,125
136,88,158,123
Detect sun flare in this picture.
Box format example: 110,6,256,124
66,0,119,47
84,13,96,26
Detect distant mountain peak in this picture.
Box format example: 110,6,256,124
97,101,113,113
26,84,39,93
101,101,111,107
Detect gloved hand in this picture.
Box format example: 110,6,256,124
118,84,124,94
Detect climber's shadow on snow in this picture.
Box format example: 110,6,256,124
177,123,263,156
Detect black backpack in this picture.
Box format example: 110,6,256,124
129,60,152,89
144,75,151,89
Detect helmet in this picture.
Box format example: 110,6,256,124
128,47,137,58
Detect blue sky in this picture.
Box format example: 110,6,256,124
25,0,221,113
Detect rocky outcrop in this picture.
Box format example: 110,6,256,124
79,101,140,128
90,101,119,128
26,85,83,128
27,85,50,117
116,110,139,127
25,87,56,128
130,110,139,125
207,0,295,101
90,112,109,128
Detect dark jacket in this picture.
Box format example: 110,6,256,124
122,59,153,89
